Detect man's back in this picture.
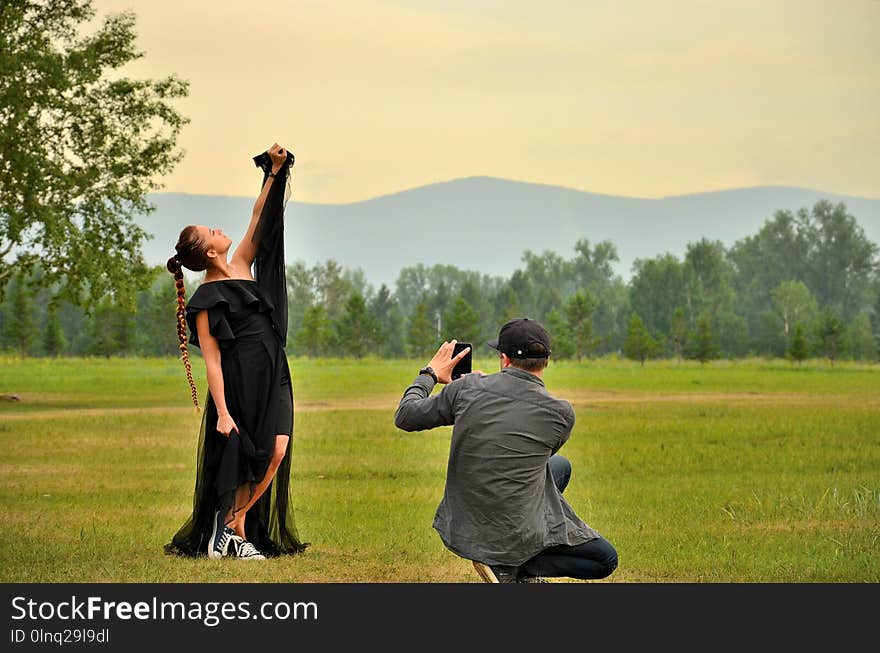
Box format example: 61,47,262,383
396,366,599,566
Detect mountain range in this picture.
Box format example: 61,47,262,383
138,177,880,288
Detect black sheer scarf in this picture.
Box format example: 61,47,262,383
252,149,294,344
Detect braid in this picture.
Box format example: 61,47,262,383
168,257,199,410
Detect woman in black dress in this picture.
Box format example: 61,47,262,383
164,143,307,560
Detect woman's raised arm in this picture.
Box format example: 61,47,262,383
231,143,287,268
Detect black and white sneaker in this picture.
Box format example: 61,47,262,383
234,540,266,560
208,511,240,559
472,561,519,583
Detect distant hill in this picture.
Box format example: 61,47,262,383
139,177,880,288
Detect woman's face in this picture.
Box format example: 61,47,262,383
195,225,232,257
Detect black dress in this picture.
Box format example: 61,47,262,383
165,152,307,558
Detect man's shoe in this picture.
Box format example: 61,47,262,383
518,576,550,583
208,511,239,559
234,540,266,560
472,561,519,583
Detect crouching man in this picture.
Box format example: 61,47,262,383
394,318,618,583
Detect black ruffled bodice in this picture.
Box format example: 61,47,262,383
185,279,282,349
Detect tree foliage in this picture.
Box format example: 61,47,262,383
407,302,435,357
688,313,716,364
0,0,189,307
443,296,481,345
3,274,35,355
788,323,809,364
623,313,657,367
1,200,877,362
335,293,378,359
565,291,598,361
771,280,818,341
815,309,845,366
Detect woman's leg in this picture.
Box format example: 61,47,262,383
229,435,289,539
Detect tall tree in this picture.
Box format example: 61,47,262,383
135,268,178,356
715,311,750,358
3,274,35,355
407,302,435,357
683,238,734,320
521,250,571,316
314,260,356,322
87,296,120,357
545,309,575,360
688,313,716,364
369,284,404,357
443,296,481,346
729,210,810,317
845,313,877,362
493,280,522,326
771,280,818,341
565,291,598,361
429,280,451,338
815,309,845,367
623,313,657,367
43,302,66,357
286,262,317,345
295,304,332,357
334,292,378,359
506,270,533,319
803,201,878,320
788,323,809,365
571,239,627,352
0,0,189,306
629,253,686,339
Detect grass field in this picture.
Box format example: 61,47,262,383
0,355,878,583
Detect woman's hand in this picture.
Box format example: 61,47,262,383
216,412,239,438
268,143,287,173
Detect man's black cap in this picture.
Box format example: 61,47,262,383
487,318,552,358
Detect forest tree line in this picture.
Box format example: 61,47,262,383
2,200,879,364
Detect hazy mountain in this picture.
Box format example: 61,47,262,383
140,177,880,288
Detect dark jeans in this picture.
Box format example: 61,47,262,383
518,455,618,580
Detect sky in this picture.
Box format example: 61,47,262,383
91,0,880,204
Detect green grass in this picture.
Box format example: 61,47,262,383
0,355,878,582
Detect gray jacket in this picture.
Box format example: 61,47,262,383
395,366,599,566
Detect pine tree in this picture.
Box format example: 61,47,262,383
565,291,598,362
443,296,481,345
3,275,35,355
689,313,716,364
788,323,809,365
407,303,435,357
88,297,119,357
623,313,657,367
369,285,405,357
334,292,378,359
815,309,845,367
136,272,178,356
295,304,332,357
545,309,575,360
43,304,66,357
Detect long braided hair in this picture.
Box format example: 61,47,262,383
167,225,208,410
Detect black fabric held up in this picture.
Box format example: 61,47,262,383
165,152,306,558
252,149,294,343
